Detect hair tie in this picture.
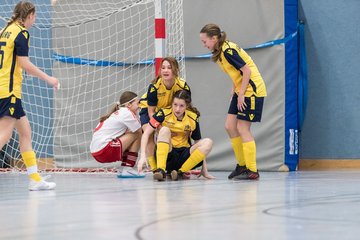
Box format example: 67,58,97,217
119,96,138,107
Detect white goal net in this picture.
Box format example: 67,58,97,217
0,0,185,171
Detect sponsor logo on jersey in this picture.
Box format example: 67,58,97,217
164,121,175,126
156,111,163,117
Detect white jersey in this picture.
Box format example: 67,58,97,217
90,107,141,153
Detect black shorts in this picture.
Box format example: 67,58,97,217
166,147,203,172
228,93,264,122
0,96,26,119
139,108,150,126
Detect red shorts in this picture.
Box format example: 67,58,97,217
91,138,123,163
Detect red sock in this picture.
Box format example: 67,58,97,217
121,152,138,167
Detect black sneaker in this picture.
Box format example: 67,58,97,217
228,164,247,179
153,168,166,181
170,170,184,181
233,170,259,180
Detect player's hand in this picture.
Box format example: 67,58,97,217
198,168,216,179
198,160,216,179
237,93,247,112
137,156,148,173
48,76,60,90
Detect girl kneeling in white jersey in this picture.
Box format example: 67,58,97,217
90,91,144,178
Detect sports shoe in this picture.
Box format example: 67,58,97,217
170,170,184,181
153,168,166,181
233,170,260,180
117,167,146,178
228,164,247,179
29,179,56,191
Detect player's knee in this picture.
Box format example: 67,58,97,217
224,122,236,133
200,138,213,154
158,126,171,138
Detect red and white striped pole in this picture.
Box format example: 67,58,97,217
154,0,165,76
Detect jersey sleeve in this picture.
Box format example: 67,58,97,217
191,118,202,141
122,110,141,132
223,48,246,70
183,82,191,94
149,109,165,129
146,84,158,106
14,30,29,57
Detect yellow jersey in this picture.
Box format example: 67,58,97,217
217,41,267,97
0,23,29,99
149,107,201,148
139,77,191,111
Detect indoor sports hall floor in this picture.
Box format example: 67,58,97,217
1,170,360,240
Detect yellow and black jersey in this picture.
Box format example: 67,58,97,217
139,77,191,110
217,41,267,97
149,107,201,148
0,23,29,99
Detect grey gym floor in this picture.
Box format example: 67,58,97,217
0,171,359,240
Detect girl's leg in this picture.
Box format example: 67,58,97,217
155,127,171,171
0,116,16,149
153,127,171,181
15,116,42,181
119,128,142,153
15,116,56,189
178,138,213,173
237,120,258,176
225,114,247,179
118,129,142,168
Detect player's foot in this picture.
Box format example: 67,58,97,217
233,170,260,180
117,167,145,178
228,164,247,179
170,170,184,181
153,168,166,181
29,179,56,191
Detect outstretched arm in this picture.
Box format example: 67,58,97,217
199,158,216,179
17,56,59,89
137,123,155,172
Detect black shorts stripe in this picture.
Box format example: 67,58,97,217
227,93,265,122
9,50,17,93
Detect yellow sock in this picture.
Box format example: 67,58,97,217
147,155,157,171
230,136,245,166
22,151,42,182
243,141,257,172
179,149,206,172
156,142,169,171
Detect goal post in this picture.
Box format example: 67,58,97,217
0,0,185,172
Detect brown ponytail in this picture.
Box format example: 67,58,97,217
99,91,138,122
1,1,35,37
200,23,227,62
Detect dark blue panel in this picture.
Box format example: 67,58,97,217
284,0,299,170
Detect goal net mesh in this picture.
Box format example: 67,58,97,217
0,0,185,172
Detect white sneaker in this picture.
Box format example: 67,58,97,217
29,179,56,191
117,167,145,178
